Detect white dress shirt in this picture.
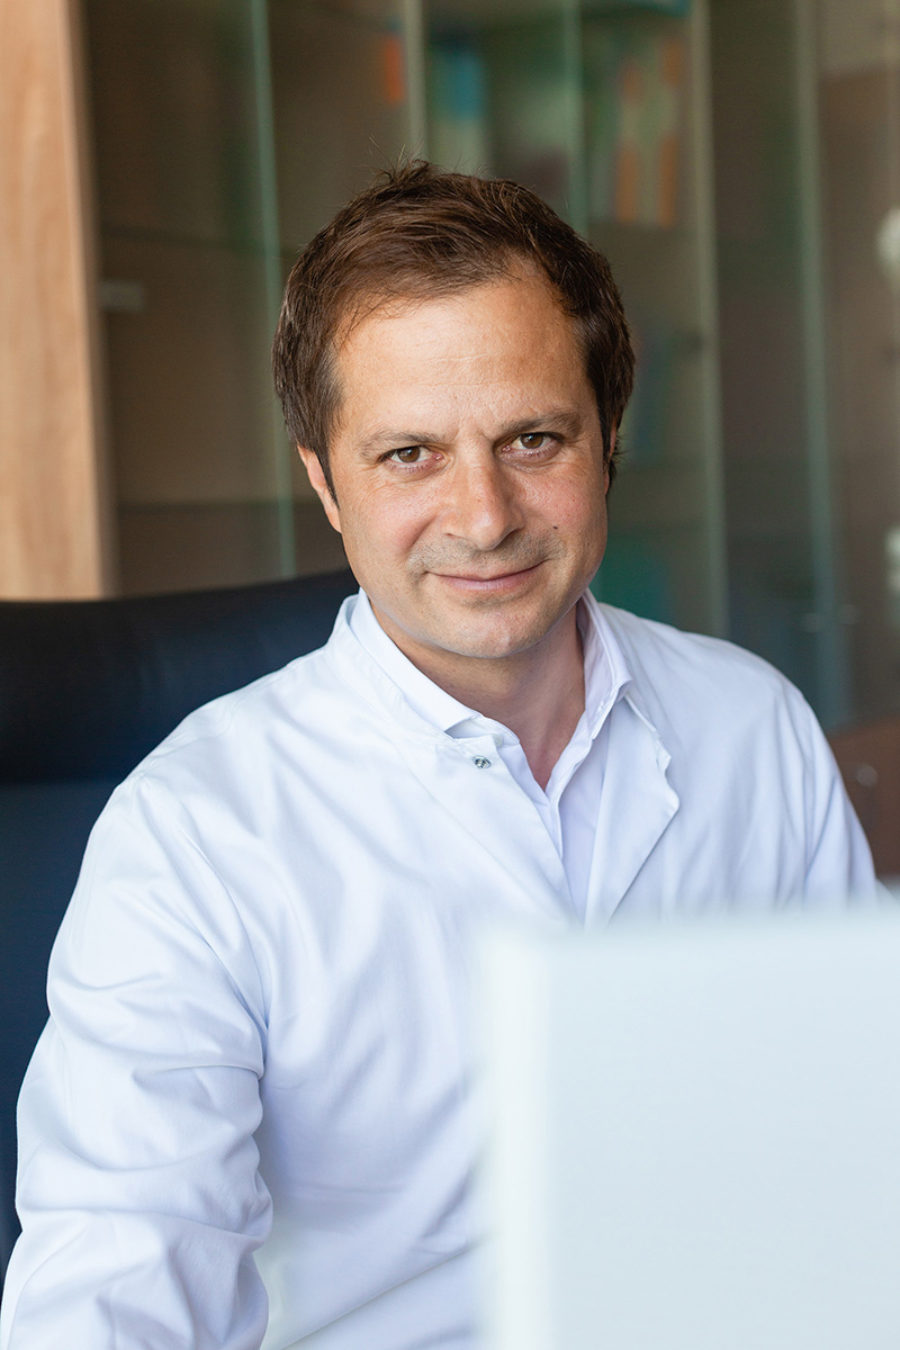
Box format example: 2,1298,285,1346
0,593,877,1350
349,592,628,915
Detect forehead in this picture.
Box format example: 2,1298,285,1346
331,274,587,428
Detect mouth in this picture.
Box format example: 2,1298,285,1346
432,562,543,595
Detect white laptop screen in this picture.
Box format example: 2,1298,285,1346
480,908,900,1350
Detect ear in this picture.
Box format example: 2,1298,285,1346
297,446,341,534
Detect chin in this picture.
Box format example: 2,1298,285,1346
441,619,562,662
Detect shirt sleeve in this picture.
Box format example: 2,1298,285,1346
785,683,883,902
0,773,272,1350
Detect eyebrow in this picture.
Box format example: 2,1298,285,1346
356,408,586,456
356,430,437,457
498,409,585,443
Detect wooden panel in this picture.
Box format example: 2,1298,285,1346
0,0,112,597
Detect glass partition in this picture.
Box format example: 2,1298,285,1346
85,0,292,592
81,0,900,732
584,0,726,639
817,0,900,726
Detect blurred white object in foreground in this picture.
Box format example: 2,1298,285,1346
479,906,900,1350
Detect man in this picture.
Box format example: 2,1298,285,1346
0,163,876,1349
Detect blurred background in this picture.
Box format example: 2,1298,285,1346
3,0,900,865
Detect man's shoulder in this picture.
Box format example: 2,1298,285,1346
166,642,331,746
598,601,785,678
595,601,809,732
117,637,348,804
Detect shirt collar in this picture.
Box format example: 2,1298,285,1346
347,588,631,744
348,592,478,733
579,589,631,738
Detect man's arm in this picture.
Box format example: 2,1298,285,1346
787,683,883,901
0,775,272,1350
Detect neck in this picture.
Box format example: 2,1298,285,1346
409,614,586,790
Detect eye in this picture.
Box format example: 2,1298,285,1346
511,432,557,453
386,446,427,465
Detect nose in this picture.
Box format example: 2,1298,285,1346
441,454,525,552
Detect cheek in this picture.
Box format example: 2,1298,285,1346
339,493,432,567
537,477,607,537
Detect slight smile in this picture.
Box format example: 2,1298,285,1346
431,563,544,596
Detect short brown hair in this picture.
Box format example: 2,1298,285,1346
272,161,634,496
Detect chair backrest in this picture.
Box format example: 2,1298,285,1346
0,569,357,1278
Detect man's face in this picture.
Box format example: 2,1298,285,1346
299,272,610,689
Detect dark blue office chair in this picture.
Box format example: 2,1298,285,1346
0,569,356,1283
